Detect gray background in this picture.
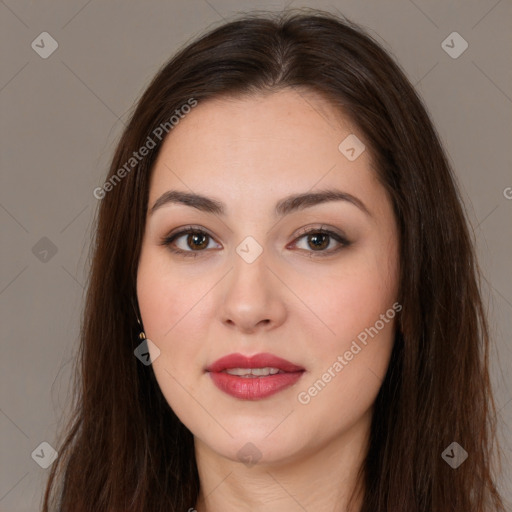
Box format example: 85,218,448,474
1,1,511,510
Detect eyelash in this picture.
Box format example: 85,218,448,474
159,224,351,259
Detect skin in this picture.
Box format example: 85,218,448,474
136,88,400,512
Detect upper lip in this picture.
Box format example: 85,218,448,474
206,352,305,373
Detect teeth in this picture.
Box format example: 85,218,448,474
224,367,282,377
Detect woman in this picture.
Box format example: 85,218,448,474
43,9,505,512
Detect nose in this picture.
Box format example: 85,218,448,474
219,251,287,334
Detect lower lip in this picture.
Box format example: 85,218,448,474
207,371,304,400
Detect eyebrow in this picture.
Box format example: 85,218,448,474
149,188,372,218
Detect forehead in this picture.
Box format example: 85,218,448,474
148,88,378,212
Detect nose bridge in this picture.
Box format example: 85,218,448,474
227,243,271,309
219,239,286,332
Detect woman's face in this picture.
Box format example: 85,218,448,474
137,88,399,465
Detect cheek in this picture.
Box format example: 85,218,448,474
137,247,202,337
296,300,397,430
137,251,187,370
298,250,398,346
136,248,217,391
295,243,398,421
137,261,202,410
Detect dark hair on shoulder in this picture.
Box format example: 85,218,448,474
43,8,505,511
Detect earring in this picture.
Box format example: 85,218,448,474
132,304,161,365
131,296,146,338
133,310,157,365
136,316,147,342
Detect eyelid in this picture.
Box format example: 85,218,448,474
292,224,349,242
163,224,216,242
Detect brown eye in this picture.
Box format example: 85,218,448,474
291,227,351,256
186,232,209,250
306,232,330,251
160,227,221,257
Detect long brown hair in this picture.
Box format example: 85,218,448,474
43,9,505,511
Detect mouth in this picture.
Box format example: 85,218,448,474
205,352,305,400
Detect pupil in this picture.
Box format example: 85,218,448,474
309,233,328,250
189,233,208,249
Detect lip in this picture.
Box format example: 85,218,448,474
206,352,305,373
205,352,305,400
